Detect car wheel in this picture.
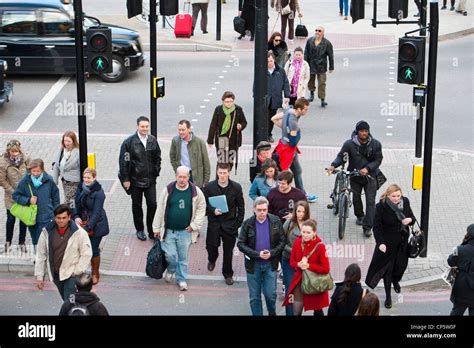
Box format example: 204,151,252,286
99,55,127,83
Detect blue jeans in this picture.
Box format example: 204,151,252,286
339,0,349,16
53,273,77,303
290,152,305,194
281,257,295,316
246,262,277,316
161,229,193,283
6,209,27,243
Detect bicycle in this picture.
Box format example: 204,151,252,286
326,167,372,240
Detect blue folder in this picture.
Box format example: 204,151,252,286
208,195,229,213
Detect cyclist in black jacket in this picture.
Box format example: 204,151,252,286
326,121,383,237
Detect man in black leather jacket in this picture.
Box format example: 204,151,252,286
119,116,161,241
327,121,383,237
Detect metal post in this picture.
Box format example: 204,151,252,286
420,0,427,36
150,0,157,137
162,15,166,29
73,0,88,176
253,0,268,147
420,0,439,258
216,0,222,41
372,0,377,27
415,104,423,157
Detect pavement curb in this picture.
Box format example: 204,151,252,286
0,257,446,287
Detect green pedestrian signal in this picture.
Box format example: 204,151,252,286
398,36,425,85
86,27,112,74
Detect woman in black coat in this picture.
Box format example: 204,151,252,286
73,168,110,286
238,0,255,40
268,32,289,69
328,263,365,316
207,91,247,172
448,224,474,316
365,184,415,309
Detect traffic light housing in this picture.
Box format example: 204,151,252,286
398,36,425,85
351,0,365,24
389,0,408,19
86,27,112,74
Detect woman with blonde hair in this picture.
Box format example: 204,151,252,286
365,184,416,309
52,131,80,207
0,140,30,253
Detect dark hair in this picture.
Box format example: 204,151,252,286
260,158,279,178
277,170,293,184
54,204,72,217
61,131,79,149
267,51,276,61
217,162,231,172
178,120,191,129
75,273,93,292
221,91,235,101
294,46,304,54
338,263,362,305
294,98,309,111
357,292,380,316
269,32,283,45
136,116,150,125
302,218,317,232
288,200,310,234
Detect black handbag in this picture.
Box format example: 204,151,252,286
295,19,308,38
407,221,425,258
375,170,387,190
233,16,245,35
146,239,168,279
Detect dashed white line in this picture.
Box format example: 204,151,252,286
387,118,394,121
203,99,210,102
218,76,224,79
200,105,206,109
195,113,202,116
192,119,199,122
387,125,393,129
222,70,227,73
386,133,393,136
388,94,395,97
225,65,231,68
214,82,220,84
208,93,213,96
17,75,71,132
211,87,217,90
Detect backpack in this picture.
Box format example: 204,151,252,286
146,239,168,279
68,303,90,316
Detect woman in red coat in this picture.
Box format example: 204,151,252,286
282,219,330,315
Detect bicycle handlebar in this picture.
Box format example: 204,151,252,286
325,168,374,180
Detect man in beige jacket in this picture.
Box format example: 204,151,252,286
35,204,92,302
153,166,206,291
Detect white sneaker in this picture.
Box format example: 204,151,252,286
179,281,188,291
164,270,174,283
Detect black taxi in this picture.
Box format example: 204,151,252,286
0,0,145,82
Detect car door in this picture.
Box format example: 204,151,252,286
38,8,75,74
0,8,45,74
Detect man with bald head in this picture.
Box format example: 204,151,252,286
153,166,206,291
304,26,334,107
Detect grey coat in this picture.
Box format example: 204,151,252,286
52,148,81,184
282,219,301,260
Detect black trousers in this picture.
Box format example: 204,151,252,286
450,303,474,316
206,230,236,279
131,184,157,236
350,176,378,229
268,105,279,137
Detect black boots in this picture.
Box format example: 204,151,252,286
321,99,328,107
309,91,315,102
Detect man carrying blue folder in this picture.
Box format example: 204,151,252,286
203,163,245,285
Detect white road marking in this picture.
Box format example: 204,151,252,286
225,65,231,68
214,81,220,84
389,94,395,97
387,118,394,121
218,75,224,78
387,125,393,129
203,99,210,102
16,76,71,132
195,112,202,115
211,87,217,90
192,118,198,122
389,88,395,91
389,77,395,80
222,70,227,73
200,105,206,109
386,133,393,136
208,93,213,96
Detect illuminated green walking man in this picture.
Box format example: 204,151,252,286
405,68,413,80
96,57,105,70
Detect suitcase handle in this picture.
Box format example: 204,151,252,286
183,0,191,14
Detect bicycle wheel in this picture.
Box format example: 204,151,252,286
338,194,348,240
331,173,342,215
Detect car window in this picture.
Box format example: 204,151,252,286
41,10,72,35
1,10,37,35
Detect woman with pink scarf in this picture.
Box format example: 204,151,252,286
284,47,310,106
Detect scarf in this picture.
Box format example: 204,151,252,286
221,104,236,136
6,153,23,167
385,198,409,232
31,174,44,188
290,58,303,97
82,182,92,196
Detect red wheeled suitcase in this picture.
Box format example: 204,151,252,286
174,13,192,38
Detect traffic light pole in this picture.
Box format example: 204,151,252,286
415,0,427,158
150,0,158,137
251,0,268,179
73,0,88,177
420,1,439,258
216,0,222,41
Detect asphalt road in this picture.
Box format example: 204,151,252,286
0,272,454,316
1,35,472,153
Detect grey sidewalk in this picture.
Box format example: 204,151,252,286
83,0,474,51
0,133,472,285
